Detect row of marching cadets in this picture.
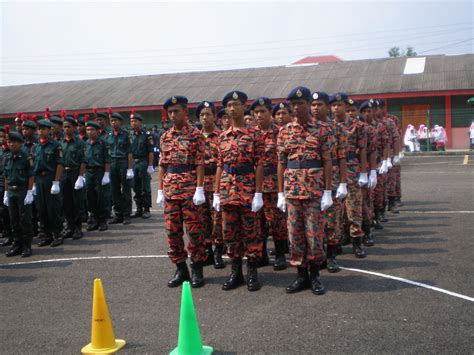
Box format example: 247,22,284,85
0,109,155,257
156,87,403,294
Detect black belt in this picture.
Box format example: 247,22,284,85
223,163,254,175
205,165,217,176
8,185,27,192
264,165,277,176
64,166,80,171
166,164,196,174
86,167,104,172
111,157,127,161
346,151,357,160
133,157,147,162
287,160,322,169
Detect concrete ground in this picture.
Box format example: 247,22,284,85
1,155,473,354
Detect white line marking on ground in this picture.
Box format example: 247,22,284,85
340,267,474,302
1,255,473,302
400,211,474,214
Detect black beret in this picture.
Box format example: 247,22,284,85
359,100,374,112
222,91,248,106
244,109,252,116
287,86,312,102
196,101,216,118
311,91,330,105
50,116,63,125
217,108,228,119
164,96,188,110
272,102,292,117
329,92,350,104
347,98,358,107
96,112,108,119
8,131,24,143
77,116,86,125
38,119,54,128
250,97,272,111
130,112,144,121
64,116,78,126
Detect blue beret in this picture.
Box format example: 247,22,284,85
217,108,228,118
347,98,358,107
222,91,248,106
329,92,349,104
50,116,63,125
164,96,188,110
130,112,144,121
196,101,216,118
378,99,385,107
110,112,124,121
272,102,292,117
64,116,78,126
287,86,312,102
8,131,24,143
311,91,330,105
359,100,374,112
87,121,101,129
250,97,272,111
38,119,54,128
244,109,252,116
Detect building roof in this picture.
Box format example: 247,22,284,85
1,54,473,115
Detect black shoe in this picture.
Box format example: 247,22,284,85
0,237,13,247
122,217,131,225
72,226,83,240
247,262,261,291
326,245,341,273
362,225,375,247
335,244,343,255
379,210,388,222
50,235,64,247
168,262,190,288
222,260,244,291
98,221,108,231
257,239,270,268
273,240,287,271
373,218,384,230
213,245,226,269
21,245,32,258
202,244,215,266
286,267,310,294
309,264,326,295
352,238,366,258
109,216,123,224
142,209,151,219
86,223,98,231
388,199,400,214
190,262,205,288
6,243,23,257
131,209,143,218
38,237,53,247
62,227,74,239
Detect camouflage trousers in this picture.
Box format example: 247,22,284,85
373,173,387,211
387,165,401,199
222,204,261,262
344,181,365,239
361,186,374,226
323,192,343,245
286,198,326,267
164,198,207,264
203,191,223,246
257,192,288,242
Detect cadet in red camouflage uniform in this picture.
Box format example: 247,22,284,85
331,93,367,258
157,95,207,289
311,91,347,272
385,108,403,211
252,97,288,271
197,100,225,269
272,102,293,128
277,86,334,295
213,90,265,292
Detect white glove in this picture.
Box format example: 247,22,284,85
24,190,34,205
358,173,368,186
147,166,155,175
321,190,333,211
32,183,36,196
251,192,264,213
126,169,134,180
336,183,348,199
3,192,9,207
368,170,378,189
193,186,206,206
393,155,400,166
156,189,164,207
277,192,286,212
50,181,60,195
379,160,388,175
387,157,393,170
212,193,220,212
101,172,110,185
399,151,404,160
74,176,85,190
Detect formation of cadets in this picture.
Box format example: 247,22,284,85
0,109,155,257
1,86,403,296
156,87,402,294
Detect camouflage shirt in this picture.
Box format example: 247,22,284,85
201,128,221,193
257,125,279,193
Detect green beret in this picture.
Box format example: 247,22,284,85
64,116,78,126
50,116,63,125
22,120,38,129
38,119,54,128
86,121,101,130
8,131,24,143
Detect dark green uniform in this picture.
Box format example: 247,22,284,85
99,128,112,218
0,145,13,246
131,128,154,214
33,138,64,243
24,135,39,236
4,147,34,251
61,135,86,236
85,138,111,225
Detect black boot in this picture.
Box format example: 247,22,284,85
109,216,123,224
98,220,108,231
0,236,13,247
286,267,310,294
190,262,205,288
202,244,215,266
273,240,287,271
257,239,270,267
373,213,384,230
21,242,32,258
50,233,64,247
309,264,326,295
213,244,225,269
86,216,98,231
122,216,131,225
6,242,23,257
362,225,375,247
131,208,143,218
222,259,244,291
388,198,400,214
168,262,190,288
247,262,261,291
62,225,74,239
142,208,151,219
352,238,366,258
37,235,53,247
379,209,388,222
72,225,83,240
326,245,341,273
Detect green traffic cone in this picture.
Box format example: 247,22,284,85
170,281,213,355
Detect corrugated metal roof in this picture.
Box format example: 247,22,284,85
1,54,473,115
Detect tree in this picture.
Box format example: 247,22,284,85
388,47,401,57
405,46,417,57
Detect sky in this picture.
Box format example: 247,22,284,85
1,0,473,86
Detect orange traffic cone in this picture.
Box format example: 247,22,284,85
81,278,126,354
